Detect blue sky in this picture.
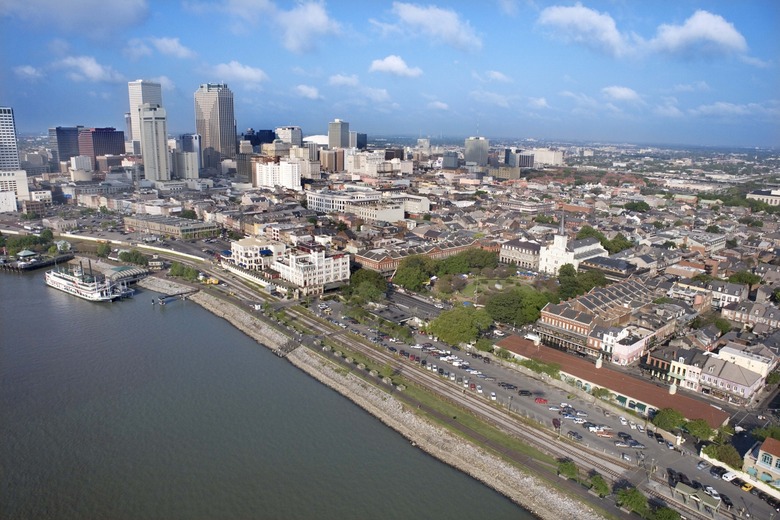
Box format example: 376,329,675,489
1,0,778,147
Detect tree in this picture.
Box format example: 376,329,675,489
118,249,148,266
557,459,577,479
558,264,580,300
685,418,714,442
589,474,610,497
616,487,648,515
474,338,494,352
702,443,743,469
485,291,523,323
652,408,686,431
623,201,650,213
766,371,780,385
179,209,198,220
394,255,436,291
39,229,54,241
350,269,387,297
652,506,680,520
751,424,780,441
429,306,492,346
705,225,721,234
47,244,59,255
714,317,732,335
726,238,738,248
728,270,760,288
96,242,112,257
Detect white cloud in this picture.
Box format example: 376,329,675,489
150,75,176,91
1,0,148,37
149,37,196,59
672,81,710,93
654,98,683,118
740,55,771,68
124,38,152,60
528,97,549,109
537,2,629,57
295,84,321,100
275,1,340,53
57,55,124,82
369,55,422,77
328,74,359,87
14,65,43,80
650,10,747,56
427,101,449,110
363,87,390,103
212,61,268,83
391,2,482,51
688,101,776,118
486,70,512,82
469,90,510,108
497,0,518,16
601,85,641,102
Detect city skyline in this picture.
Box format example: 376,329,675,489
1,1,778,147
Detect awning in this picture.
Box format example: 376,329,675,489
616,395,627,405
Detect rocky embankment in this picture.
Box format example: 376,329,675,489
137,276,606,520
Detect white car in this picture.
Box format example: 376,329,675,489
619,416,628,426
621,453,631,462
704,486,721,500
637,424,645,433
477,385,483,394
629,421,637,430
490,392,497,401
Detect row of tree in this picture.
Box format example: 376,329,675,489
1,230,55,256
393,249,498,292
575,225,634,255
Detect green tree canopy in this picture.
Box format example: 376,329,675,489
96,242,112,257
429,306,492,346
179,209,198,220
623,201,650,213
728,270,761,287
652,507,681,520
350,269,387,298
118,249,148,266
393,255,436,291
40,229,54,241
685,418,714,442
652,408,686,431
751,424,780,441
557,459,577,479
590,474,610,497
616,487,648,515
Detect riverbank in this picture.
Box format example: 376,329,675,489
137,276,606,520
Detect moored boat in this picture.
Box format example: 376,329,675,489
45,260,133,302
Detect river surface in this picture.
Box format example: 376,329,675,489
1,272,531,519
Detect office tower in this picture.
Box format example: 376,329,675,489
349,131,367,150
124,112,132,141
239,140,253,154
0,107,21,170
442,150,459,169
139,103,169,182
275,126,303,147
77,128,125,168
194,83,237,170
71,155,93,171
0,170,29,209
242,128,275,147
128,80,163,143
464,136,489,167
254,161,302,191
48,126,82,165
328,119,349,149
180,134,202,171
173,151,199,179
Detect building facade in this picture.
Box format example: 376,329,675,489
254,161,302,191
271,242,351,297
127,80,163,143
0,107,20,170
48,126,82,164
328,119,349,149
77,128,125,167
275,126,303,147
194,83,236,169
139,104,169,182
499,239,541,270
464,137,489,167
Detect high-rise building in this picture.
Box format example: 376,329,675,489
139,103,169,182
194,83,237,170
254,161,302,191
127,80,163,144
464,137,489,167
275,126,303,147
179,134,202,171
77,128,125,168
0,107,21,170
328,119,349,149
173,151,199,180
349,131,367,150
48,126,82,165
442,151,459,169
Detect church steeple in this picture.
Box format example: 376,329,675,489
559,211,565,236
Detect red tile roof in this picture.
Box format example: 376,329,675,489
496,335,730,429
761,437,780,458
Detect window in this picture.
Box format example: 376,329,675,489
775,458,780,470
762,453,773,465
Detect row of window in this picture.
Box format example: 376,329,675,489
759,452,780,470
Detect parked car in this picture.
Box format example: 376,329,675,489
518,390,532,396
534,397,548,404
741,482,754,492
697,461,710,471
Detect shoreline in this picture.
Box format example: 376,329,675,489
137,276,606,520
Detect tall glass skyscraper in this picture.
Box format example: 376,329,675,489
464,136,489,167
194,83,236,170
0,107,21,170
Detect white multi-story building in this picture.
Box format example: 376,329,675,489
306,188,382,213
0,107,20,170
139,103,169,182
287,157,320,179
388,194,431,214
343,201,404,224
539,234,608,275
530,148,564,166
173,151,199,179
70,155,93,171
127,80,162,144
230,237,287,270
275,126,303,147
254,161,302,191
0,170,29,203
271,242,351,296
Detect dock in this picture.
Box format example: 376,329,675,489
155,289,199,305
274,340,300,358
0,254,74,272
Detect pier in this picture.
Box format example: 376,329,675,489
0,254,74,272
155,289,199,305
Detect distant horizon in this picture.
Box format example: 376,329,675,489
3,1,778,149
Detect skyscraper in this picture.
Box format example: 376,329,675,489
328,119,349,149
127,80,163,144
77,128,125,168
464,136,489,167
194,83,237,170
139,104,169,182
48,126,82,165
275,126,303,147
0,107,21,170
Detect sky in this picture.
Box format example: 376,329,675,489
1,0,779,147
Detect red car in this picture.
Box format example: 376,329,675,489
535,397,548,404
